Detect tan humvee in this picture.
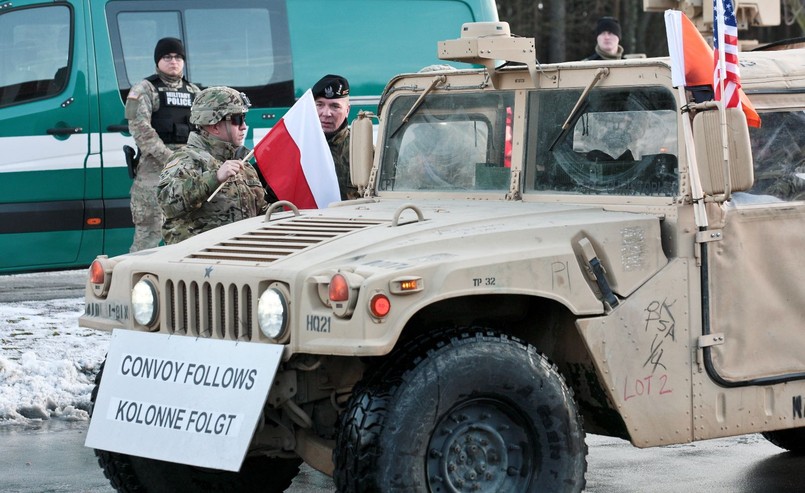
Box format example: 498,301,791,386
80,21,805,493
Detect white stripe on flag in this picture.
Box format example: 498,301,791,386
282,90,341,207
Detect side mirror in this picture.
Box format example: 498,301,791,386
350,111,375,192
692,106,754,199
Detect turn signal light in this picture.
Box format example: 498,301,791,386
399,279,419,291
369,293,391,318
390,276,424,295
89,260,105,284
329,273,349,302
89,256,113,298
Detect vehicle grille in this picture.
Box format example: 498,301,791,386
162,217,385,339
184,216,386,264
164,280,254,340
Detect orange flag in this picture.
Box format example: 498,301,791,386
664,10,760,127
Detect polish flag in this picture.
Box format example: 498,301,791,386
254,89,341,209
664,9,760,127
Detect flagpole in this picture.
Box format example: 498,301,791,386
206,148,255,202
664,10,708,228
678,87,709,230
715,0,732,200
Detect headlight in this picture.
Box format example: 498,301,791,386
131,278,158,327
257,286,288,340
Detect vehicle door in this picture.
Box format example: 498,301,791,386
0,0,95,272
706,108,805,386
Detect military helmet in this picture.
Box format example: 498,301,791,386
190,86,251,126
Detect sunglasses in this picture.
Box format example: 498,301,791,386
160,54,184,62
223,114,247,126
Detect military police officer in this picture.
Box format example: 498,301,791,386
126,37,200,252
312,74,359,200
157,86,267,245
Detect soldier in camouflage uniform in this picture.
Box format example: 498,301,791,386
312,74,359,199
126,37,200,252
157,86,267,244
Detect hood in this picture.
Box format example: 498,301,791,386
121,198,667,300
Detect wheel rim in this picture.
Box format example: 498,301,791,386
427,398,535,492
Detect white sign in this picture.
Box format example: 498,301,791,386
85,329,284,471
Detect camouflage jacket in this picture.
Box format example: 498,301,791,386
126,72,201,180
327,125,359,200
157,130,268,245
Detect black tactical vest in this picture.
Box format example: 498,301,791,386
147,74,196,144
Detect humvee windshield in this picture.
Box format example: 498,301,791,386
377,87,682,196
378,91,514,192
525,86,679,196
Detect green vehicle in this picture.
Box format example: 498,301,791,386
0,0,498,274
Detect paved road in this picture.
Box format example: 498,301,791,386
0,420,334,493
0,269,87,303
3,419,805,493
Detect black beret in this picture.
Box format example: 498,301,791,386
595,17,621,39
154,37,185,64
312,74,349,99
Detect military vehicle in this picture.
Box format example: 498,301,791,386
644,0,782,33
81,17,805,493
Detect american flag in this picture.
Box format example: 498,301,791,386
713,0,742,108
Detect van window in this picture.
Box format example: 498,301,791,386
0,5,71,108
107,0,293,107
525,87,679,197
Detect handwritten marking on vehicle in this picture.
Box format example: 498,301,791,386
642,298,677,373
623,373,672,401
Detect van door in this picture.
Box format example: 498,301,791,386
0,0,95,272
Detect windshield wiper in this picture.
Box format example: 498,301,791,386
389,75,446,139
548,67,609,151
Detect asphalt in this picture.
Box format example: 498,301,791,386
0,269,87,303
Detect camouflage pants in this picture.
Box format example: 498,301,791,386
129,168,164,252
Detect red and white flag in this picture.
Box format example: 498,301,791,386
664,8,760,127
254,89,341,209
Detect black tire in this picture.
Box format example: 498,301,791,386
762,428,805,454
90,360,301,493
333,330,587,493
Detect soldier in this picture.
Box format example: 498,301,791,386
312,74,359,199
584,16,624,61
157,86,267,244
126,37,200,252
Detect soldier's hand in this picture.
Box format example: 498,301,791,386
216,160,244,183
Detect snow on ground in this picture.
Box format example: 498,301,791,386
0,296,109,424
